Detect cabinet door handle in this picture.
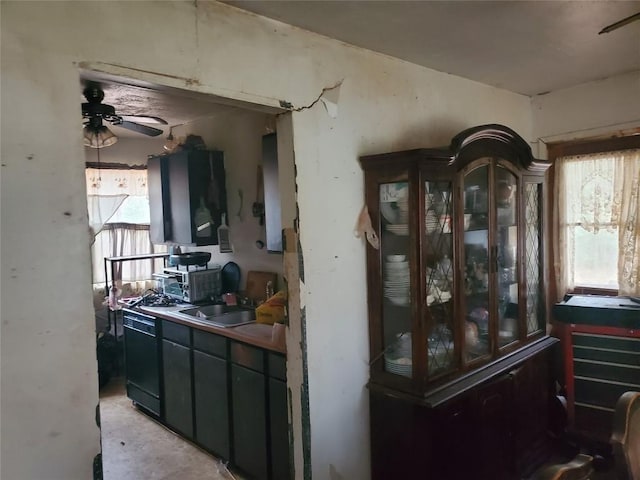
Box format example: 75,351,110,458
491,245,498,273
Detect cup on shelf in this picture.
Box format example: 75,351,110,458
464,213,472,230
439,214,452,233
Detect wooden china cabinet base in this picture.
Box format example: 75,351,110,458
369,338,559,480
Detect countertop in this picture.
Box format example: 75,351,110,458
553,294,640,329
131,304,286,354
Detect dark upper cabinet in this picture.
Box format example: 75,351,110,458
148,149,227,246
262,133,282,253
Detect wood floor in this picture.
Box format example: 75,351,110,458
99,377,245,480
99,376,620,480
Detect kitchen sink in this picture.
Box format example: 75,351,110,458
178,304,255,328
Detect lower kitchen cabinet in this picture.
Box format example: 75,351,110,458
193,349,230,459
232,363,269,479
269,377,290,480
162,338,194,438
231,343,290,480
126,318,288,479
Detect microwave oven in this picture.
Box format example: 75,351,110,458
155,266,222,303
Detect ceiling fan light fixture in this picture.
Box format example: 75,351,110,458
163,126,178,152
84,124,118,149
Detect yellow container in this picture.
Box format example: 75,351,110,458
255,291,287,325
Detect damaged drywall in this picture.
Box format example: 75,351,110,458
279,79,344,119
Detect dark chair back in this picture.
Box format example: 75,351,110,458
611,391,640,480
532,454,593,480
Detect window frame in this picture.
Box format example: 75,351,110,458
547,134,640,297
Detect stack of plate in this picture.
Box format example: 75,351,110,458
425,193,433,211
396,197,409,224
385,224,409,235
384,259,410,305
384,356,412,377
380,193,409,236
425,209,438,234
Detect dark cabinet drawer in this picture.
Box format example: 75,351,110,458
268,352,286,381
193,329,227,358
231,342,264,373
162,320,190,346
127,383,160,416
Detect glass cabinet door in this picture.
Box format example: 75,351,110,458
462,165,491,363
495,166,519,347
379,182,412,378
424,180,456,377
524,182,544,335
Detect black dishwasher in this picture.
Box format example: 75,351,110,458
123,309,160,416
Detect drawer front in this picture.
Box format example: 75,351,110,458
268,352,287,380
574,359,640,385
127,383,160,416
572,332,640,352
231,342,264,373
193,329,227,358
574,378,633,409
162,320,191,346
573,345,640,366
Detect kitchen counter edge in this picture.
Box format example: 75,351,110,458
124,305,286,354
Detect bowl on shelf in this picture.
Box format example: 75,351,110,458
386,255,406,263
388,296,410,306
384,355,412,377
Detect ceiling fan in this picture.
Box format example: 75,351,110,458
81,81,168,148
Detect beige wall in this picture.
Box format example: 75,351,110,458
531,71,640,150
1,2,534,479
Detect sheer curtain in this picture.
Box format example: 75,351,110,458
86,167,166,295
618,151,640,295
554,149,640,296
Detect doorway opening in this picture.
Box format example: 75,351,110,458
80,69,296,480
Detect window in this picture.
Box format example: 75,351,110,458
557,154,620,289
86,166,166,292
550,136,640,297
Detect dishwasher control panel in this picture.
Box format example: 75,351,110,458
123,309,156,335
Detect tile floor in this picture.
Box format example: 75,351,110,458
99,377,245,480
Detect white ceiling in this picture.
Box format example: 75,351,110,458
226,0,640,96
82,1,640,140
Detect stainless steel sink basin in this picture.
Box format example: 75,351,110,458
178,305,255,328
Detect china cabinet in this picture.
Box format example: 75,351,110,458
360,124,559,479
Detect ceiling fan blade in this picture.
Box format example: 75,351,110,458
120,115,168,125
117,121,164,137
599,12,640,34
